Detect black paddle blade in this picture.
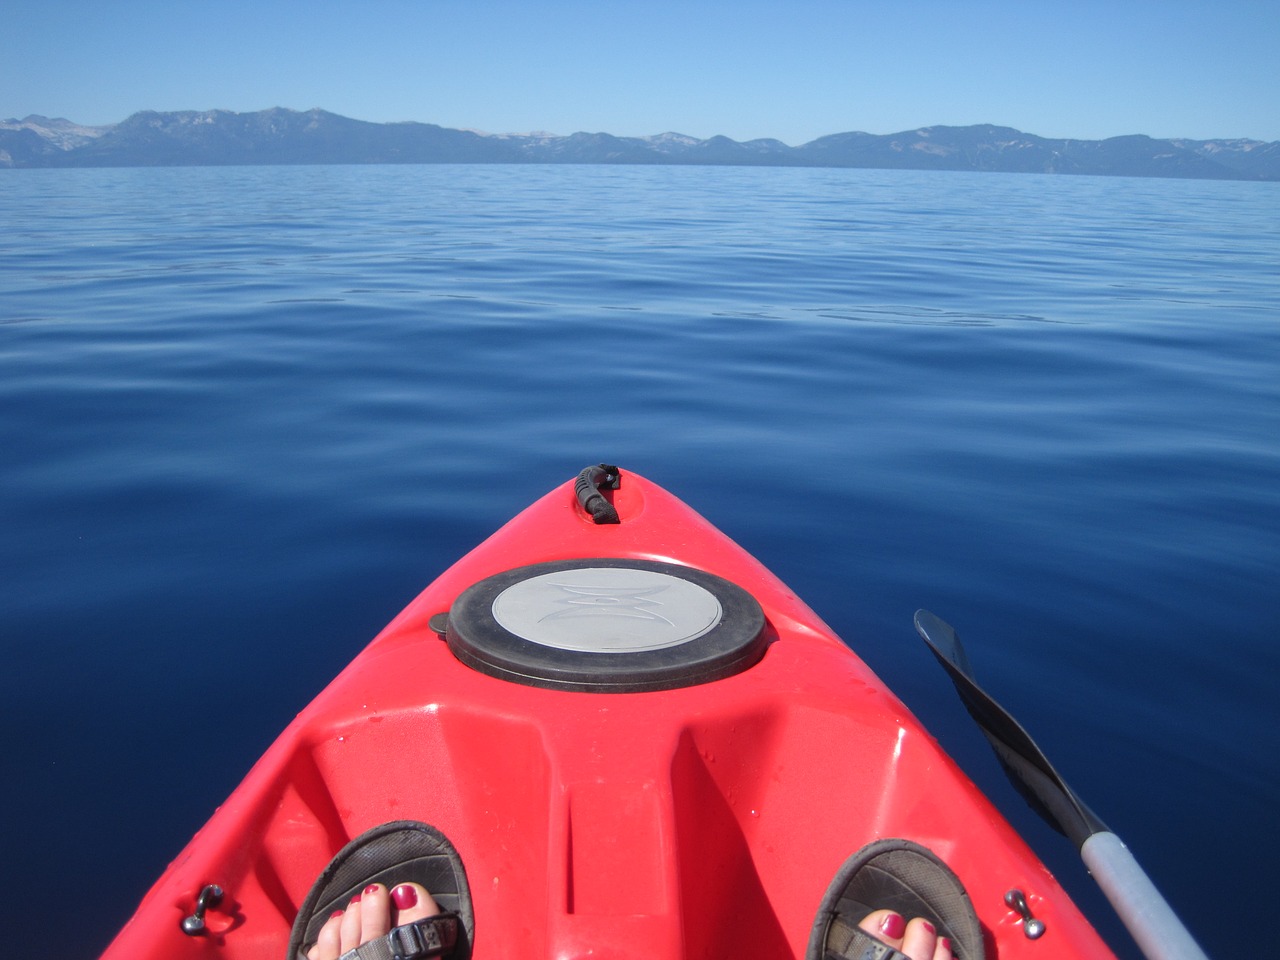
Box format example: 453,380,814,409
913,610,1107,849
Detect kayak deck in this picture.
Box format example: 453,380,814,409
102,470,1115,959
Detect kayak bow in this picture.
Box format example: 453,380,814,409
103,466,1135,959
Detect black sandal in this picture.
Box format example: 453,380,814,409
288,820,474,960
807,839,984,960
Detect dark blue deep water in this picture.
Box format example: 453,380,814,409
3,165,1278,959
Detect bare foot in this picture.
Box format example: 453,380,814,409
858,909,953,960
305,882,440,960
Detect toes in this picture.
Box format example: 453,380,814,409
857,911,951,960
389,881,440,925
306,881,443,960
859,909,907,946
307,909,346,960
901,917,943,960
359,884,392,942
339,892,365,953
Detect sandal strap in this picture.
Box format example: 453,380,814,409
823,916,910,960
338,913,460,960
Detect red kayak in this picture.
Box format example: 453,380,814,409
102,466,1122,959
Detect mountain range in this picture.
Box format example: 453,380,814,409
3,108,1278,181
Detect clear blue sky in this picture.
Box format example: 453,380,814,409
5,0,1278,143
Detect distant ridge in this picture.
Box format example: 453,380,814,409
3,109,1277,181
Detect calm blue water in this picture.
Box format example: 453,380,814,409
3,165,1278,959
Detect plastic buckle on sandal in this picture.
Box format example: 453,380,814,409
390,923,436,959
388,914,458,959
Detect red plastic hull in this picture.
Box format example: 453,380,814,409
101,471,1116,959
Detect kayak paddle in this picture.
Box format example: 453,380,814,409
912,610,1208,960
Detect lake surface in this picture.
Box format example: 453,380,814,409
3,164,1278,959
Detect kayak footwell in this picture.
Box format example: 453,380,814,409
101,470,1117,959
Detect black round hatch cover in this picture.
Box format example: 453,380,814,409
443,558,767,692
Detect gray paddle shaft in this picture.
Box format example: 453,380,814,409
1081,832,1208,960
914,611,1209,960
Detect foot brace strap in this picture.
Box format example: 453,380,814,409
338,913,460,960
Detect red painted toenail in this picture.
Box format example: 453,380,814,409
920,920,936,935
941,937,953,953
391,884,418,909
349,894,362,905
880,913,906,939
330,910,344,920
364,884,381,895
